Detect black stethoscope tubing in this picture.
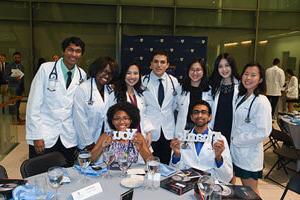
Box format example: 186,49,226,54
236,95,257,124
142,72,177,96
87,78,113,105
48,60,84,84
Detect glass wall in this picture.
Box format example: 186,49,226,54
0,0,299,92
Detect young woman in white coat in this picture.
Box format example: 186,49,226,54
209,53,239,146
73,57,118,151
285,69,298,112
114,63,154,146
176,58,212,137
231,63,272,195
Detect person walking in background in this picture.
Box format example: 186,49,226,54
285,69,298,112
265,58,285,118
231,63,272,195
7,52,25,122
209,53,239,146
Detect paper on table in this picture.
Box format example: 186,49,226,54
127,168,146,175
11,69,24,78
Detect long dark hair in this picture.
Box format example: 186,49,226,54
238,62,266,97
209,53,239,99
114,63,143,103
181,58,209,95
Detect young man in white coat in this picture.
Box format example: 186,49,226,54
142,50,180,164
26,36,86,166
170,100,233,183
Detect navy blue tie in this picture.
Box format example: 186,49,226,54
66,71,72,89
158,78,164,107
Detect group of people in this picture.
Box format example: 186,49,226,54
0,52,25,121
266,58,299,115
25,36,273,195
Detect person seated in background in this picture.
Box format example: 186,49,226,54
285,69,298,113
170,100,233,183
91,102,153,164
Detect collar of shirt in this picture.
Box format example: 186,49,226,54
150,71,167,82
61,59,75,82
192,127,209,136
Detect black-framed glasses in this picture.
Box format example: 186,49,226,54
191,109,209,115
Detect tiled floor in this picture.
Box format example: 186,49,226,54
0,122,300,199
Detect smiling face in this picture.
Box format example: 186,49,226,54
190,104,211,128
189,62,204,83
242,65,262,94
96,65,113,86
218,58,232,81
62,43,82,69
150,54,169,77
125,65,140,87
112,110,132,131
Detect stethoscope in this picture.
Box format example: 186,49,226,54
87,78,113,105
142,72,177,96
236,95,257,123
47,60,84,91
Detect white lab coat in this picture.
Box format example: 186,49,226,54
286,76,298,99
142,71,180,141
26,58,86,148
231,94,272,172
265,65,285,96
73,78,115,149
172,128,233,183
209,80,239,129
175,87,213,137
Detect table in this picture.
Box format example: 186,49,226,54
280,116,300,171
28,168,194,200
27,168,260,200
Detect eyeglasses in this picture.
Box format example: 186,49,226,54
191,110,209,115
112,117,131,122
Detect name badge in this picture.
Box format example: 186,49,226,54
71,182,103,200
112,129,137,140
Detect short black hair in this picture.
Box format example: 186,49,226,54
61,36,85,55
151,50,169,63
13,52,21,56
189,99,212,115
88,56,118,80
107,102,140,130
238,62,266,96
273,58,280,65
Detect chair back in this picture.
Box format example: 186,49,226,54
280,173,300,200
0,165,8,178
271,128,294,147
20,152,67,178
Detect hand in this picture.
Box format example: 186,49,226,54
132,133,143,151
34,139,45,154
16,76,22,80
145,132,152,147
102,135,112,149
213,140,225,161
170,139,181,157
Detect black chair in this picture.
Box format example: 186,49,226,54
280,172,300,200
20,152,67,178
264,128,300,187
0,165,8,178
